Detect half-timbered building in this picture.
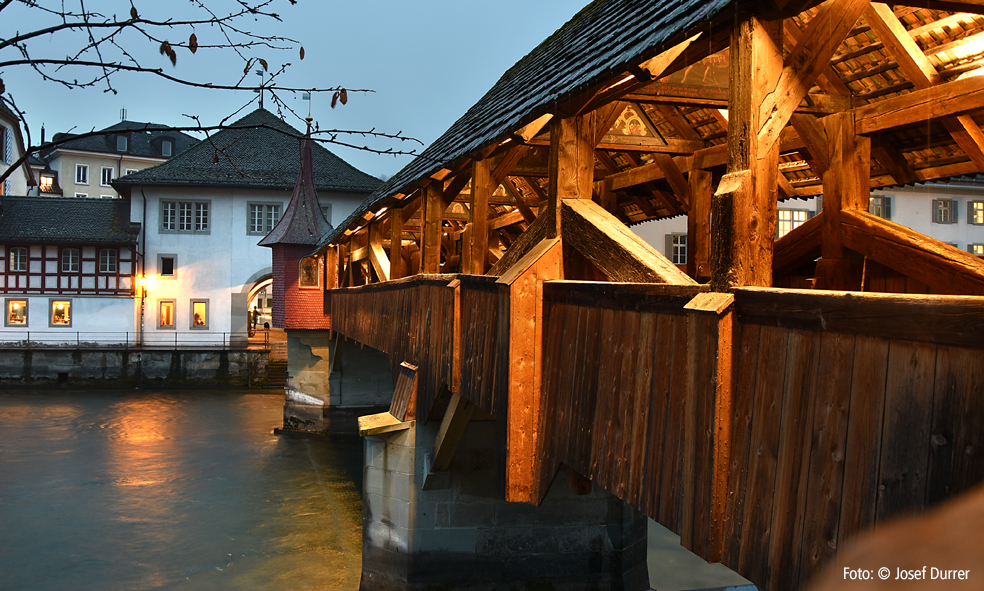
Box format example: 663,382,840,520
0,196,138,343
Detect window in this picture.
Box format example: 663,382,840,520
299,256,320,288
970,244,984,256
248,203,282,234
777,209,810,238
933,198,958,224
190,300,208,329
75,164,88,184
75,193,87,198
50,299,71,327
61,248,79,273
970,201,984,225
161,201,209,233
125,168,139,176
162,140,172,157
9,247,27,272
1,126,10,164
869,195,892,220
6,299,27,326
665,234,687,265
117,135,127,152
99,249,117,273
158,254,176,278
100,167,114,186
158,300,175,329
100,195,114,199
40,172,55,193
321,204,332,225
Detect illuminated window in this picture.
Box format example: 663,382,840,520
299,256,320,288
6,299,27,326
665,234,687,265
99,249,117,273
970,201,984,225
777,209,809,238
161,201,209,233
40,172,55,193
247,203,282,234
75,164,88,185
933,198,957,224
869,195,892,220
61,248,79,273
970,244,984,255
158,300,175,329
9,247,27,272
190,300,208,330
50,299,71,327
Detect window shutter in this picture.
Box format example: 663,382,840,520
665,234,673,260
950,199,958,223
884,197,892,220
932,199,940,223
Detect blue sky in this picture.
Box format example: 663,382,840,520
3,0,587,180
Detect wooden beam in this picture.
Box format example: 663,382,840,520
758,0,870,158
817,111,870,290
562,199,697,284
547,113,596,238
490,210,525,230
533,136,701,154
871,140,917,185
513,113,553,143
782,18,853,96
853,74,984,135
421,182,443,274
656,104,703,141
865,2,984,169
432,391,476,471
772,210,823,279
688,169,712,279
469,159,492,275
789,114,829,175
653,153,691,209
368,223,391,282
712,16,782,290
841,209,984,295
594,101,627,146
389,206,405,279
492,145,530,186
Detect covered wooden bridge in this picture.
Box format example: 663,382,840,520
309,0,984,588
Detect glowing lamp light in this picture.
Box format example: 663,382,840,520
138,275,157,291
11,302,18,310
55,303,64,311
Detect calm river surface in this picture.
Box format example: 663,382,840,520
0,388,363,591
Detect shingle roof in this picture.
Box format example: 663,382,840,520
258,131,332,246
0,196,140,244
49,121,198,160
318,0,734,249
113,109,383,195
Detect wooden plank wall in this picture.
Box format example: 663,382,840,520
458,275,500,417
722,288,984,591
329,274,456,420
535,281,708,530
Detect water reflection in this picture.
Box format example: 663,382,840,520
0,389,363,591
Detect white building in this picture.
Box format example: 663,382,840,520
869,179,984,255
0,106,36,197
34,119,197,199
113,109,381,345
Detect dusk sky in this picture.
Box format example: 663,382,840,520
4,0,587,180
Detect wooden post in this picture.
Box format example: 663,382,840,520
711,16,782,291
682,292,735,563
390,206,404,280
469,159,492,275
688,169,712,280
547,113,596,238
421,182,443,274
817,111,869,290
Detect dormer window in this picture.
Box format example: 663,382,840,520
162,140,172,157
117,135,127,152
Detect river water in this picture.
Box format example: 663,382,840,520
0,388,363,591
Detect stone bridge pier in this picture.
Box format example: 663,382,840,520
360,417,650,591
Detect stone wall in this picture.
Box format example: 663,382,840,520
361,419,650,591
0,348,269,387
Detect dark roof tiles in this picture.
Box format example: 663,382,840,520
319,0,733,248
0,196,140,244
113,109,383,194
49,121,197,160
258,132,333,246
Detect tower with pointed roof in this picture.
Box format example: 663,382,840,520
259,120,332,330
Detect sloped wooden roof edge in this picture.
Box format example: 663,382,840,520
317,0,757,252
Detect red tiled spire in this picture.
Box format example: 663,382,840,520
258,119,331,246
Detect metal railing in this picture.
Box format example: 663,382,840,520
0,329,271,350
